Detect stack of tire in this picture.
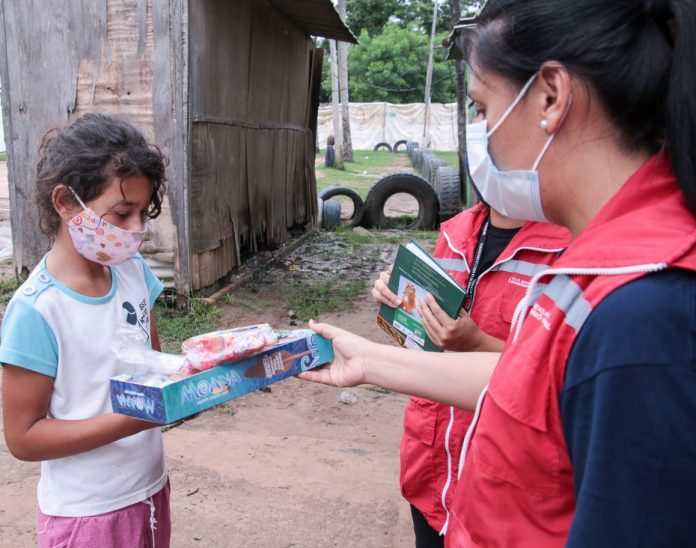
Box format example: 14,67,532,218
423,156,448,187
408,142,462,222
318,185,364,230
317,140,462,231
318,173,440,231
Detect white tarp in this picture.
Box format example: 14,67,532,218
317,102,459,151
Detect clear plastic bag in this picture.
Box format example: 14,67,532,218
111,324,187,376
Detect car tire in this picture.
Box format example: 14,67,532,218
363,173,440,230
373,142,393,153
434,166,462,220
318,185,365,228
321,199,342,230
393,140,408,153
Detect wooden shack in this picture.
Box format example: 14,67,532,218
0,0,355,294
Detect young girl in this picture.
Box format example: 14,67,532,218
1,113,170,547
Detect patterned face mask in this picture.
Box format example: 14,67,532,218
66,186,148,265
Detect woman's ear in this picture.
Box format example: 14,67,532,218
536,62,574,134
52,185,79,222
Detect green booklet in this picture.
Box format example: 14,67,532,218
377,241,467,352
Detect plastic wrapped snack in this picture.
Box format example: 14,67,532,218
181,324,278,372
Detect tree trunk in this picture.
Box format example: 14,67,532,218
337,0,353,162
329,40,343,168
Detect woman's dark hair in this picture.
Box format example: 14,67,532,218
36,113,168,235
464,0,696,214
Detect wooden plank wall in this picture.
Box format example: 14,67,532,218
189,0,319,290
0,0,108,272
0,0,184,289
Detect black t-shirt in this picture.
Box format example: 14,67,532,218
478,222,520,274
463,218,520,312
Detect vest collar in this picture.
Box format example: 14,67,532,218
555,153,696,270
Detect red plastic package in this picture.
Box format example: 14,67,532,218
181,324,278,372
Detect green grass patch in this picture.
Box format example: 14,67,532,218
379,229,440,245
0,152,6,162
436,151,460,169
0,274,24,305
316,149,403,197
335,226,374,247
154,297,220,354
287,278,367,321
220,287,274,314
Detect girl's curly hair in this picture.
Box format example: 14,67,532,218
36,113,168,235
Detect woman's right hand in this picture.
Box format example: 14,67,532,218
298,320,371,387
371,265,401,307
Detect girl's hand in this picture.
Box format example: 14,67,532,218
371,265,401,308
418,294,504,352
298,320,371,387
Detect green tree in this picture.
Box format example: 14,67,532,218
394,0,453,34
346,0,401,37
345,24,455,103
347,0,453,35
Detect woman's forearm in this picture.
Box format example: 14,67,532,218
363,344,499,410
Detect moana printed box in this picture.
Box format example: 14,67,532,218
110,329,333,424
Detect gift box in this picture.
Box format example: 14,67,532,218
110,329,333,424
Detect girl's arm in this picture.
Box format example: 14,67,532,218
2,365,156,462
299,320,499,410
2,312,164,462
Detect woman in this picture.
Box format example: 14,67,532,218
300,1,696,546
373,205,569,547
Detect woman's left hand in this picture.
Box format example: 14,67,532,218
418,294,503,352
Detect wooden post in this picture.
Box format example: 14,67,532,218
329,39,343,167
423,0,439,147
337,0,353,162
450,0,474,205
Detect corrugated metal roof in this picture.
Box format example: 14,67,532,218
268,0,358,43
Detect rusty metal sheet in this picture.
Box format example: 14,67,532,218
268,0,357,43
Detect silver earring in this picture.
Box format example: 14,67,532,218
539,119,549,130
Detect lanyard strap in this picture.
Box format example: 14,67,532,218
464,217,490,312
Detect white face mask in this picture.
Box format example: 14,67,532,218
466,73,557,223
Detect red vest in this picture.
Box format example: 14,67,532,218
446,155,696,547
400,204,571,532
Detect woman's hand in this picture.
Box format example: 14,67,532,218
418,294,505,352
298,320,373,387
371,265,401,308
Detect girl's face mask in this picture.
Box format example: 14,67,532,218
66,187,148,266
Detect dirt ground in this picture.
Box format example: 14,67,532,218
0,167,421,546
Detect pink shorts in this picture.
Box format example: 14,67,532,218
36,480,171,548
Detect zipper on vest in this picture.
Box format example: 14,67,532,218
438,239,567,527
511,262,668,342
438,405,456,536
438,382,489,538
442,230,470,272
